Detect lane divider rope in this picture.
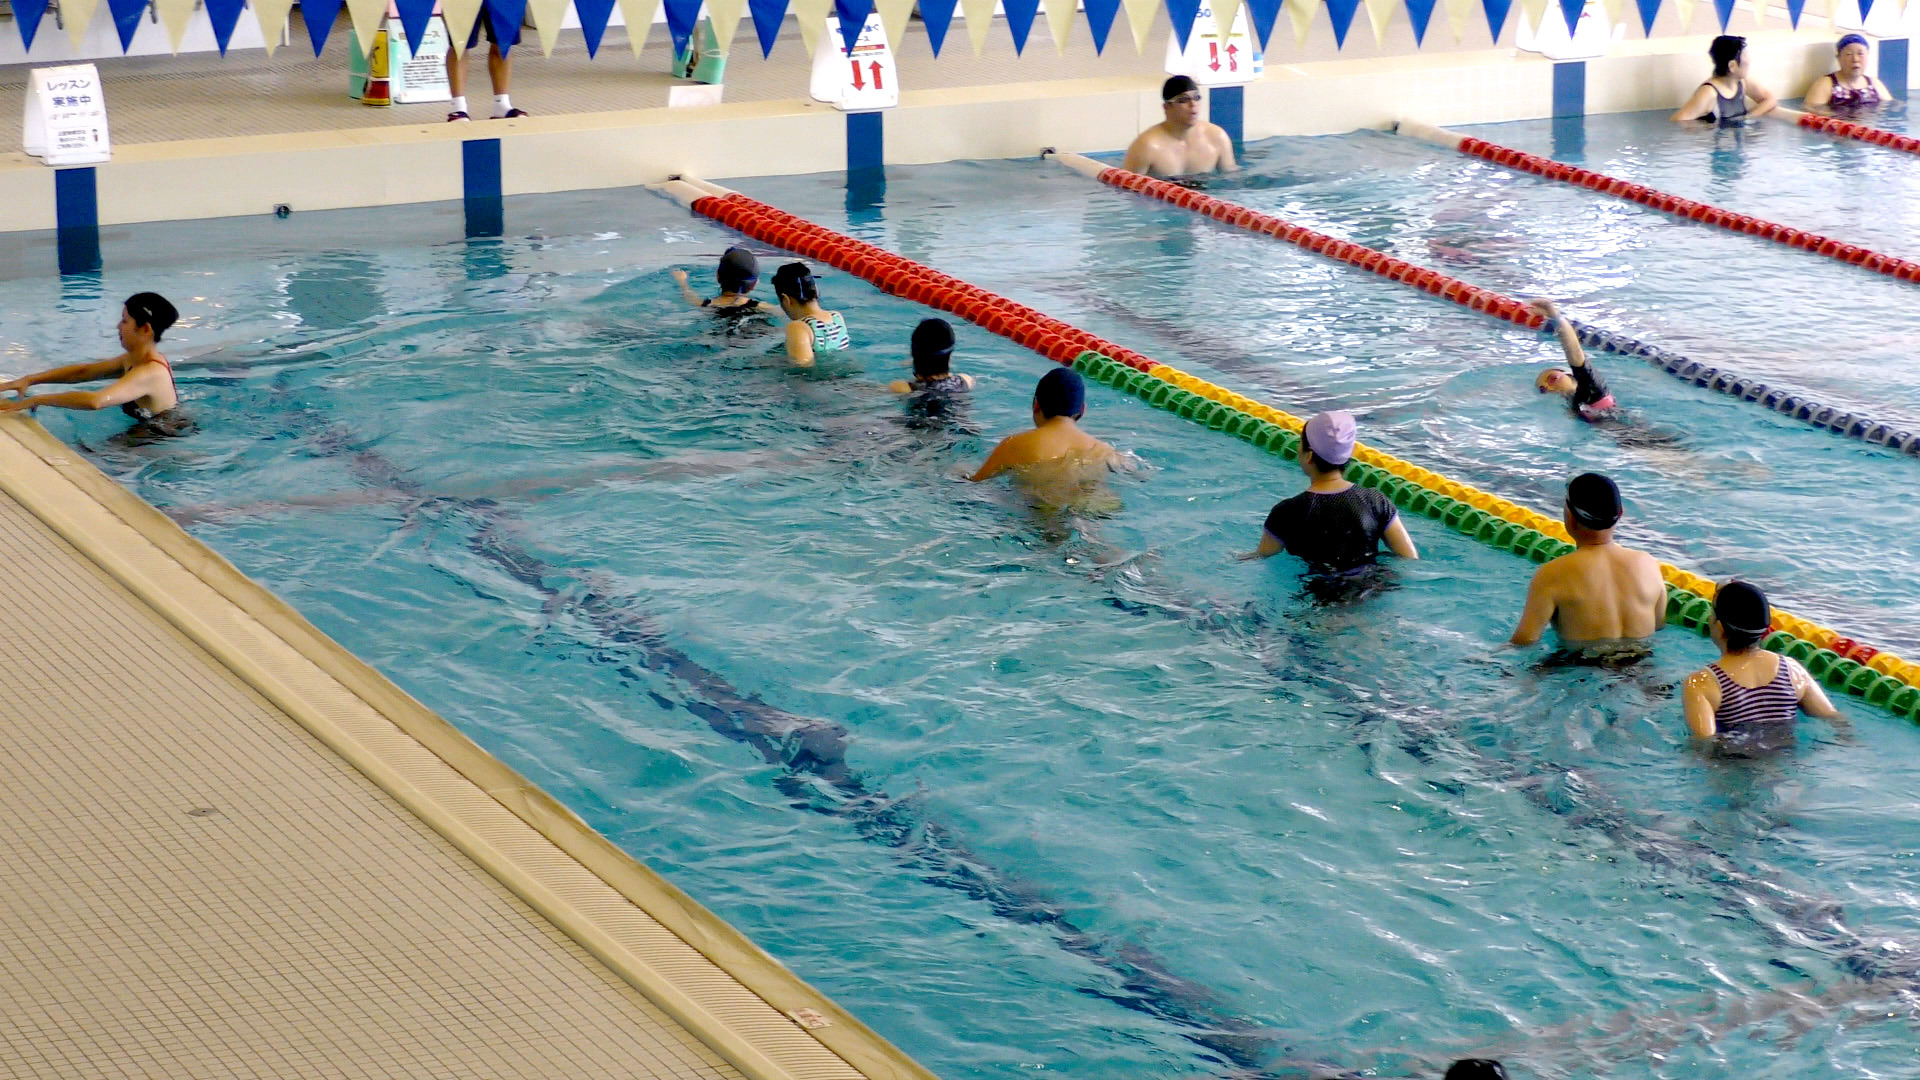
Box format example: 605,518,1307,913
1043,150,1920,455
653,178,1920,723
1778,105,1920,157
1396,118,1920,285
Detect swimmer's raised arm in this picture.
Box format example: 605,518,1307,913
669,269,705,308
1528,300,1587,369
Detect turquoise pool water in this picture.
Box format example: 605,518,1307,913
5,110,1919,1080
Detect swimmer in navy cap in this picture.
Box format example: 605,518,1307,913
671,246,775,319
890,318,975,395
1121,75,1238,180
1509,472,1666,649
1682,579,1839,740
1806,33,1890,110
970,367,1122,486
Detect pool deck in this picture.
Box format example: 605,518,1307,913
0,412,933,1080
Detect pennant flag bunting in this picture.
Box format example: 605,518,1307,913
252,0,295,53
1671,0,1695,31
1556,0,1583,31
1285,0,1315,43
877,0,915,48
1164,0,1201,50
1442,0,1476,38
1083,0,1122,51
962,0,997,54
834,0,873,52
1631,0,1658,30
618,0,662,52
749,0,792,55
663,0,703,56
203,0,247,51
1001,0,1041,52
1598,0,1629,33
705,0,749,55
1214,0,1244,53
1711,0,1735,26
1121,0,1160,51
1325,0,1362,46
1786,0,1806,23
346,0,388,55
1361,0,1395,41
301,0,344,53
13,0,51,51
1245,0,1284,47
107,0,148,51
1859,0,1876,19
393,0,436,50
441,0,484,51
154,0,193,50
527,0,569,55
574,0,618,54
1481,0,1513,42
1517,0,1549,36
1405,0,1438,40
793,0,830,56
1045,0,1077,52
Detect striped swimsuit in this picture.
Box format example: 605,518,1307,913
803,312,851,352
1710,657,1798,731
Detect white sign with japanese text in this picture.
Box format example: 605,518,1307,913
23,63,111,167
1164,1,1262,88
809,14,899,113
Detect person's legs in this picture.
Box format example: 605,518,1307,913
446,22,478,120
487,38,525,117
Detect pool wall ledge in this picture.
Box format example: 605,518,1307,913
0,412,941,1080
0,28,1861,234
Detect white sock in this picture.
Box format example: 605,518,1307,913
450,95,468,114
492,94,512,118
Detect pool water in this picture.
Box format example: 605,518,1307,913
5,109,1920,1080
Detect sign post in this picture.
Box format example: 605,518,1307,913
23,63,112,167
809,13,899,112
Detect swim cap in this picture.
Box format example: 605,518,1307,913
1034,367,1086,420
1837,33,1870,53
1714,580,1772,636
1303,410,1357,466
910,318,955,377
772,262,818,303
1565,472,1623,531
1162,75,1199,101
717,246,758,292
124,292,179,340
1444,1063,1508,1080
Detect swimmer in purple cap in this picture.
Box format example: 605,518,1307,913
1804,34,1889,110
1239,410,1418,571
1509,472,1666,649
970,367,1122,483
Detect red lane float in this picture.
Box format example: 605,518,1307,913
1452,134,1920,284
1796,111,1920,157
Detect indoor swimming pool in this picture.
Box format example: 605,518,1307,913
5,108,1918,1079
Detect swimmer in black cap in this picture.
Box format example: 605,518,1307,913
671,246,774,320
1121,75,1237,180
1682,580,1838,739
771,261,850,366
889,318,974,395
1444,1063,1507,1080
1,292,192,438
970,367,1121,484
1509,472,1666,648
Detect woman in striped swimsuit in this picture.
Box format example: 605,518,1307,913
1683,581,1839,739
772,262,850,367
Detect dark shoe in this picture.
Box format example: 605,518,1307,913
497,108,529,118
446,110,471,122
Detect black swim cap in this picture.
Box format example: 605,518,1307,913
1714,580,1771,636
1565,472,1622,531
1034,367,1086,420
125,292,179,341
910,318,955,377
717,246,758,292
1162,75,1199,101
772,261,818,303
1444,1062,1508,1080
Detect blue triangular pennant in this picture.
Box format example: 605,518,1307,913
1631,0,1657,33
486,0,528,55
1405,0,1437,43
575,0,617,54
921,0,961,54
1165,0,1202,51
1082,0,1121,52
1325,0,1361,46
834,0,873,53
303,0,344,53
1481,0,1512,42
748,0,789,56
1245,0,1282,48
1711,0,1735,27
663,0,702,56
1003,0,1040,52
203,0,246,51
1859,0,1875,18
1556,0,1582,32
12,0,50,51
393,0,435,51
107,0,147,51
1785,0,1805,24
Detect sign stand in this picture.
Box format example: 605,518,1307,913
1164,1,1262,87
349,16,451,103
23,63,111,167
809,14,899,112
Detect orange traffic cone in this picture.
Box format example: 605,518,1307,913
362,26,393,107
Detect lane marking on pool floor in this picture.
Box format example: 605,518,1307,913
1396,118,1920,285
1775,106,1920,158
1042,150,1920,456
650,177,1920,723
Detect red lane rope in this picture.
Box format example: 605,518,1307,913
1797,111,1920,157
1453,135,1920,283
692,194,1160,371
1088,166,1547,332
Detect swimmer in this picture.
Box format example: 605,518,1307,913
1682,580,1838,739
0,292,193,438
772,261,849,367
1121,76,1238,180
671,246,775,319
970,367,1122,482
1445,1063,1508,1080
1672,36,1777,124
1804,34,1890,110
1238,410,1418,573
889,318,975,395
1531,299,1616,421
1509,473,1667,648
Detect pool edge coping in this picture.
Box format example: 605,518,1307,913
0,413,942,1080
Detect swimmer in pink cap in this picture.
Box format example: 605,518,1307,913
1531,299,1618,422
1239,410,1419,572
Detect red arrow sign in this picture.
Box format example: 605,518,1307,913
1208,42,1220,72
869,61,884,89
1226,43,1239,71
849,59,864,89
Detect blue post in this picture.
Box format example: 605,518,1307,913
1880,38,1909,100
54,167,101,276
1551,60,1586,118
846,111,885,211
1211,85,1245,153
462,138,504,238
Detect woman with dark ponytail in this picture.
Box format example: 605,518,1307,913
1672,35,1778,123
771,262,850,366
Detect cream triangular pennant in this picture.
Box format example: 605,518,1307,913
153,0,195,51
962,0,997,55
345,0,386,55
1285,0,1315,44
441,0,485,54
877,0,916,48
1671,0,1696,32
1121,0,1159,51
251,0,295,54
526,0,568,54
62,0,101,48
617,0,661,53
791,0,829,55
1045,0,1076,53
1360,0,1395,41
1213,0,1244,54
1517,0,1551,35
1598,0,1629,32
1442,0,1476,40
706,0,748,53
